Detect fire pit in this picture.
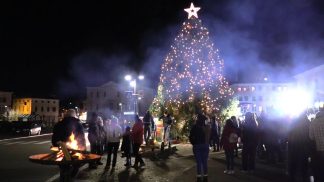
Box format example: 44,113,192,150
29,133,101,181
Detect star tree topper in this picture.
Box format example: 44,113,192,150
184,2,201,19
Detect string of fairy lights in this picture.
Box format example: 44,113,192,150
155,3,233,116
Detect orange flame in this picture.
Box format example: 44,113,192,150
72,152,85,160
52,132,86,161
66,132,78,150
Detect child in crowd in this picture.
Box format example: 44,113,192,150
121,126,132,167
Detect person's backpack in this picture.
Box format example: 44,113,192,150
229,132,238,143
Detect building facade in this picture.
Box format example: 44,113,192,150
85,81,154,120
294,64,324,106
12,98,59,126
231,64,324,116
231,82,293,115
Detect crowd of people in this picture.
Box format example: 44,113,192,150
51,107,324,182
189,107,324,182
51,109,160,179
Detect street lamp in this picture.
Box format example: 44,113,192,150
75,106,79,118
124,74,144,115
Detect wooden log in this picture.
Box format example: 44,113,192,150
57,142,71,161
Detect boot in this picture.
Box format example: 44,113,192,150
203,175,208,182
196,175,202,182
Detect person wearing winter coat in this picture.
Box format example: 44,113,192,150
209,116,220,152
97,116,106,156
143,110,154,145
121,126,132,167
105,116,122,169
241,112,259,173
189,112,211,182
220,119,238,175
87,113,103,169
309,107,324,182
132,115,145,168
51,109,86,180
288,111,311,182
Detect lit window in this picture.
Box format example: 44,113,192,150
243,87,247,91
277,87,282,91
251,87,255,91
238,87,241,92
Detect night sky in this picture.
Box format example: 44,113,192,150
1,0,324,103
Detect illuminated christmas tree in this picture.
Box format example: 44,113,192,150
152,3,233,132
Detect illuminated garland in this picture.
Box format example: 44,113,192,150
153,4,233,118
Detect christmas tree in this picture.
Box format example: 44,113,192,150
151,3,233,136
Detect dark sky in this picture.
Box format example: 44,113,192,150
1,0,324,102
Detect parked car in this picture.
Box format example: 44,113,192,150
11,121,42,136
0,121,12,133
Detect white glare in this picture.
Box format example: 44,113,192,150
125,75,132,81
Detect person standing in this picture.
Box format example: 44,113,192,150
209,116,220,152
231,116,240,157
189,112,211,182
52,109,86,181
159,111,173,150
288,111,311,182
121,126,132,167
220,119,238,175
241,112,259,173
88,113,100,169
132,115,145,168
143,110,154,145
309,107,324,182
96,116,105,164
105,116,122,169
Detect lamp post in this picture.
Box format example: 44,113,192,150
119,102,123,118
124,74,144,115
75,107,79,118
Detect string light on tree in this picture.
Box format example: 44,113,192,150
151,2,233,130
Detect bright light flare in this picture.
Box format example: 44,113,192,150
130,80,136,87
275,88,313,117
138,75,144,80
125,75,132,81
